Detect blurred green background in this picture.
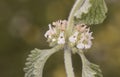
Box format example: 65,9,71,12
0,0,120,77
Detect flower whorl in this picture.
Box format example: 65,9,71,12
44,20,93,49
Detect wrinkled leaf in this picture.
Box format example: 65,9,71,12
74,0,107,25
78,51,103,77
24,45,62,77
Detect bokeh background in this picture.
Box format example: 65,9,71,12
0,0,120,77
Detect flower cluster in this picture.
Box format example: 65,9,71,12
44,20,67,45
44,20,93,49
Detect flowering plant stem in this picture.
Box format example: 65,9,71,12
24,0,107,77
64,45,75,77
67,0,83,38
64,0,84,77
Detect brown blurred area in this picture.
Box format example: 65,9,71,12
0,0,120,77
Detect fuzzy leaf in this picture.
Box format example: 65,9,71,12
78,51,103,77
24,45,62,77
74,0,108,25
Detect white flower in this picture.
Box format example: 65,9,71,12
44,24,56,38
44,30,52,38
84,40,92,49
57,32,65,44
77,42,84,49
77,28,93,49
69,31,79,43
81,28,94,40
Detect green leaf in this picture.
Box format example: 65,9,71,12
24,45,62,77
74,0,108,25
78,51,103,77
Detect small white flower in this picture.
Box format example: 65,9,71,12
44,30,52,38
84,40,92,49
48,24,56,35
82,28,94,40
69,31,79,43
57,32,65,44
77,29,93,49
77,42,84,49
44,24,56,38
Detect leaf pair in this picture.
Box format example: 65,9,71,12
24,46,103,77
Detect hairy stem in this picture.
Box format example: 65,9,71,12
66,0,84,37
64,46,75,77
77,50,88,66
